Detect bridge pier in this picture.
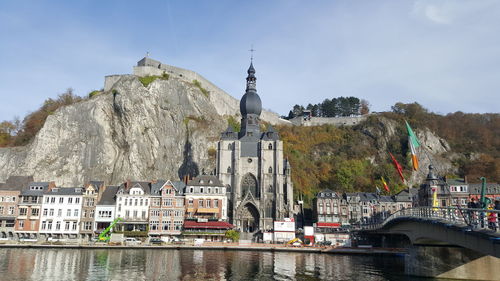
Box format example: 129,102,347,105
405,245,500,280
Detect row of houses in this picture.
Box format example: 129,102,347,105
0,175,232,242
313,165,500,230
313,189,414,229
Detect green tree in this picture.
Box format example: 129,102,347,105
225,230,240,242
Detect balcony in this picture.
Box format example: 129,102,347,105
187,208,219,214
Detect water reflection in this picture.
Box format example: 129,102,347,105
0,248,433,281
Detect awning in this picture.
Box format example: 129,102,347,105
317,222,341,228
183,221,234,230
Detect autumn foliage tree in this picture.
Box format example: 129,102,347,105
1,88,84,146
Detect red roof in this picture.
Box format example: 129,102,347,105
183,221,234,229
317,222,341,228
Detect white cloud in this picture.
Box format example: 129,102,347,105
412,0,499,25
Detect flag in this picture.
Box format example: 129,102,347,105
389,152,405,183
432,187,439,209
381,177,390,192
405,121,420,171
405,121,420,148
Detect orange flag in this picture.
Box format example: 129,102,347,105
381,177,390,192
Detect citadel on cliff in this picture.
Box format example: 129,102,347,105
0,58,298,241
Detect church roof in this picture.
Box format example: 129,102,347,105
261,125,279,141
221,125,238,140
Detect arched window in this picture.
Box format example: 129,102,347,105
241,174,258,198
227,166,231,173
268,167,273,173
266,201,273,218
268,143,273,150
228,143,232,150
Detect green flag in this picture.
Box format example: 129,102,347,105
405,120,420,148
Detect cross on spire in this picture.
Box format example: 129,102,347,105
249,45,255,62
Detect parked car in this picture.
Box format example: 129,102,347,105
317,240,332,246
124,237,141,245
149,238,163,245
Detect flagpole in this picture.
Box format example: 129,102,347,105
405,120,453,206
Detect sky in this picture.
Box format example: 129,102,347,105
0,0,499,122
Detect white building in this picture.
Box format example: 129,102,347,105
39,187,84,239
115,181,151,232
95,186,119,233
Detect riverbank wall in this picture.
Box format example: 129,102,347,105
0,243,406,256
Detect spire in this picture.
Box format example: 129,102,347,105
246,62,256,91
239,60,262,139
240,61,262,117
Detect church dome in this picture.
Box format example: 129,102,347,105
240,62,262,116
240,91,262,116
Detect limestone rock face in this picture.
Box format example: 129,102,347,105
0,75,283,186
360,116,454,186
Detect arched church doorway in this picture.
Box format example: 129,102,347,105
239,203,259,233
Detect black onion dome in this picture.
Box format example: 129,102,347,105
240,91,262,116
240,62,262,116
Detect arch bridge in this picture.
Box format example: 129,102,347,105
362,206,500,258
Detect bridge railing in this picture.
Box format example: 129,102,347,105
362,206,499,232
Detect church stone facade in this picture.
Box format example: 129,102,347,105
217,62,294,233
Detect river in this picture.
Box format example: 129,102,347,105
0,248,440,280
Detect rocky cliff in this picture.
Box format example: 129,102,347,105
0,73,284,186
358,116,454,187
0,66,460,189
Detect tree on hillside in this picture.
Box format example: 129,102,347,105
14,88,83,146
360,99,370,115
292,104,305,118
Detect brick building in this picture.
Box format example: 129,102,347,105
149,180,185,240
0,176,33,239
15,181,56,239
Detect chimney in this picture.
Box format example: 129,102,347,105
464,175,468,184
47,181,57,191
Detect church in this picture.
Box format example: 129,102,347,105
217,62,294,233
